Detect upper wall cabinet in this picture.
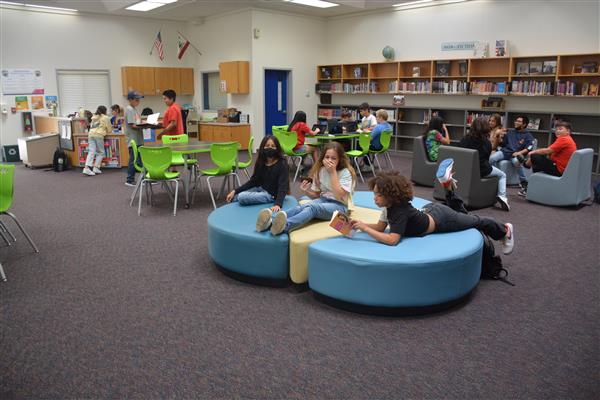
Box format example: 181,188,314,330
121,67,194,96
219,61,249,94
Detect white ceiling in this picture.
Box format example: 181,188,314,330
18,0,409,21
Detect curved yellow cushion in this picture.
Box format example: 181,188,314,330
288,206,381,284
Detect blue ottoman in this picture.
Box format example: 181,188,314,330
207,196,298,286
308,228,483,315
353,191,431,210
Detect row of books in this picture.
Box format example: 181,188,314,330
317,108,342,119
432,80,469,94
470,81,508,95
78,138,120,167
398,81,431,93
555,80,599,96
510,80,554,96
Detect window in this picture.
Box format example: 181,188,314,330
57,69,111,116
202,71,226,111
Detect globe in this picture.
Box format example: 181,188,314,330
382,46,394,61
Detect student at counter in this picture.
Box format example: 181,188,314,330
161,89,184,137
124,91,144,187
110,104,124,133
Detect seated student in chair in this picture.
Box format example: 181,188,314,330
349,171,515,255
288,110,320,167
518,120,577,197
489,115,534,188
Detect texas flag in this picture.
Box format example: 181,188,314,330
177,34,190,60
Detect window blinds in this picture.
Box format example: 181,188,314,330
57,70,111,115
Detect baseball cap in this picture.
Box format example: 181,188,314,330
127,91,144,100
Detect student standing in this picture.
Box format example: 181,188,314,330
161,89,184,137
83,106,111,176
124,91,144,187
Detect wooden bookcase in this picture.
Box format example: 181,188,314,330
69,134,129,168
315,53,600,97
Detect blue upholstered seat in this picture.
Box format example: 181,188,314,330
207,196,298,282
353,191,431,210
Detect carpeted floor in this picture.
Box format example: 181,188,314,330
1,152,598,399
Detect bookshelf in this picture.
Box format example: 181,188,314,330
316,103,600,175
68,134,129,168
315,53,600,97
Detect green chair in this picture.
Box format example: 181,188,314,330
368,130,394,170
278,130,307,182
271,125,289,137
346,133,375,183
195,142,241,210
0,164,40,282
137,147,182,216
237,136,254,181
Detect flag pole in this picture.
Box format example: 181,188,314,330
177,30,202,55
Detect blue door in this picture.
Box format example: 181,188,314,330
264,70,288,135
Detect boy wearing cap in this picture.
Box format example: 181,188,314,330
125,91,144,186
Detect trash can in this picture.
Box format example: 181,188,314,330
2,145,20,162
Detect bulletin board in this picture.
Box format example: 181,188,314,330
1,69,44,95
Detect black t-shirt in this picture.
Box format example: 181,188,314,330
459,135,492,176
381,203,430,237
234,158,289,207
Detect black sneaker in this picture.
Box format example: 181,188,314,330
517,188,527,197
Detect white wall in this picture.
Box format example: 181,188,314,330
0,7,196,147
324,0,600,113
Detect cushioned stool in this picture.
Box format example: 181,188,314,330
353,191,431,210
208,196,298,286
308,227,483,315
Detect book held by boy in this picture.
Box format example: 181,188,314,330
329,210,355,237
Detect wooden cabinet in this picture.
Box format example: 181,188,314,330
199,123,251,149
121,67,194,96
121,67,156,96
68,134,129,168
219,61,249,94
179,68,194,95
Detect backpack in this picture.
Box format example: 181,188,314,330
53,148,69,172
481,234,514,286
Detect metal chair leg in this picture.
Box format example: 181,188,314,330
293,156,302,182
3,212,39,253
206,176,217,210
353,157,365,183
0,220,16,242
138,180,145,216
244,168,251,181
0,261,6,282
0,229,11,246
375,154,383,171
173,180,179,216
129,174,144,207
386,152,394,169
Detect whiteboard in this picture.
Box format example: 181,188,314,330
1,69,44,95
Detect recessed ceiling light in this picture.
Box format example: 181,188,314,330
153,0,178,3
393,0,433,7
126,1,164,12
285,0,339,9
24,3,77,11
394,0,468,10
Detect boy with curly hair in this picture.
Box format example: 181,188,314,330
350,171,515,254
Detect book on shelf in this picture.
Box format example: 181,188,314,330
392,95,405,106
516,62,529,75
589,83,599,96
412,66,420,77
458,60,468,77
320,67,331,79
527,118,541,130
529,61,543,75
542,60,557,74
581,61,598,73
435,61,450,77
329,210,355,237
495,40,508,57
473,41,489,58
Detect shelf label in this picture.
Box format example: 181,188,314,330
441,41,476,51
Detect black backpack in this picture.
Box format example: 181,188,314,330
53,148,69,172
481,234,514,286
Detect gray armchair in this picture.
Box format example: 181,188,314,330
526,148,593,206
433,146,498,209
411,136,437,187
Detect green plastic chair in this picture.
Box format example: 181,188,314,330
162,134,198,167
278,130,307,182
368,130,394,170
271,125,289,138
346,133,375,183
137,147,182,216
0,164,40,282
237,136,254,181
195,142,241,210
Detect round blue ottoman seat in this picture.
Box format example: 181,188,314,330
207,196,298,286
353,191,430,210
308,228,483,315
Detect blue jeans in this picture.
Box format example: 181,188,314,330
490,151,526,182
85,137,104,168
283,197,347,233
127,146,143,184
485,166,506,197
235,187,274,205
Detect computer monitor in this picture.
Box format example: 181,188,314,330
341,120,358,133
327,119,342,134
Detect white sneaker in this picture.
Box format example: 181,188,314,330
497,195,510,211
501,223,514,255
82,167,95,176
92,167,102,174
270,211,287,236
256,208,273,232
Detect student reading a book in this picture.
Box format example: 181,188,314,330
518,120,577,197
257,142,356,236
488,113,506,152
82,105,111,177
288,110,320,167
124,91,145,187
349,171,514,254
489,115,534,188
459,117,509,211
161,89,184,137
424,116,450,161
358,103,377,132
226,135,289,216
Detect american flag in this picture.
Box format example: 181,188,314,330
153,31,164,61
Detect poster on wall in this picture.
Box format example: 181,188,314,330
22,111,33,132
31,95,44,110
1,69,45,95
45,95,58,109
15,96,29,111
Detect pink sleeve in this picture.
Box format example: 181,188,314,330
435,132,444,141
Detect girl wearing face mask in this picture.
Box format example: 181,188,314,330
226,135,290,216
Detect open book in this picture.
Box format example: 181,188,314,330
329,210,355,237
